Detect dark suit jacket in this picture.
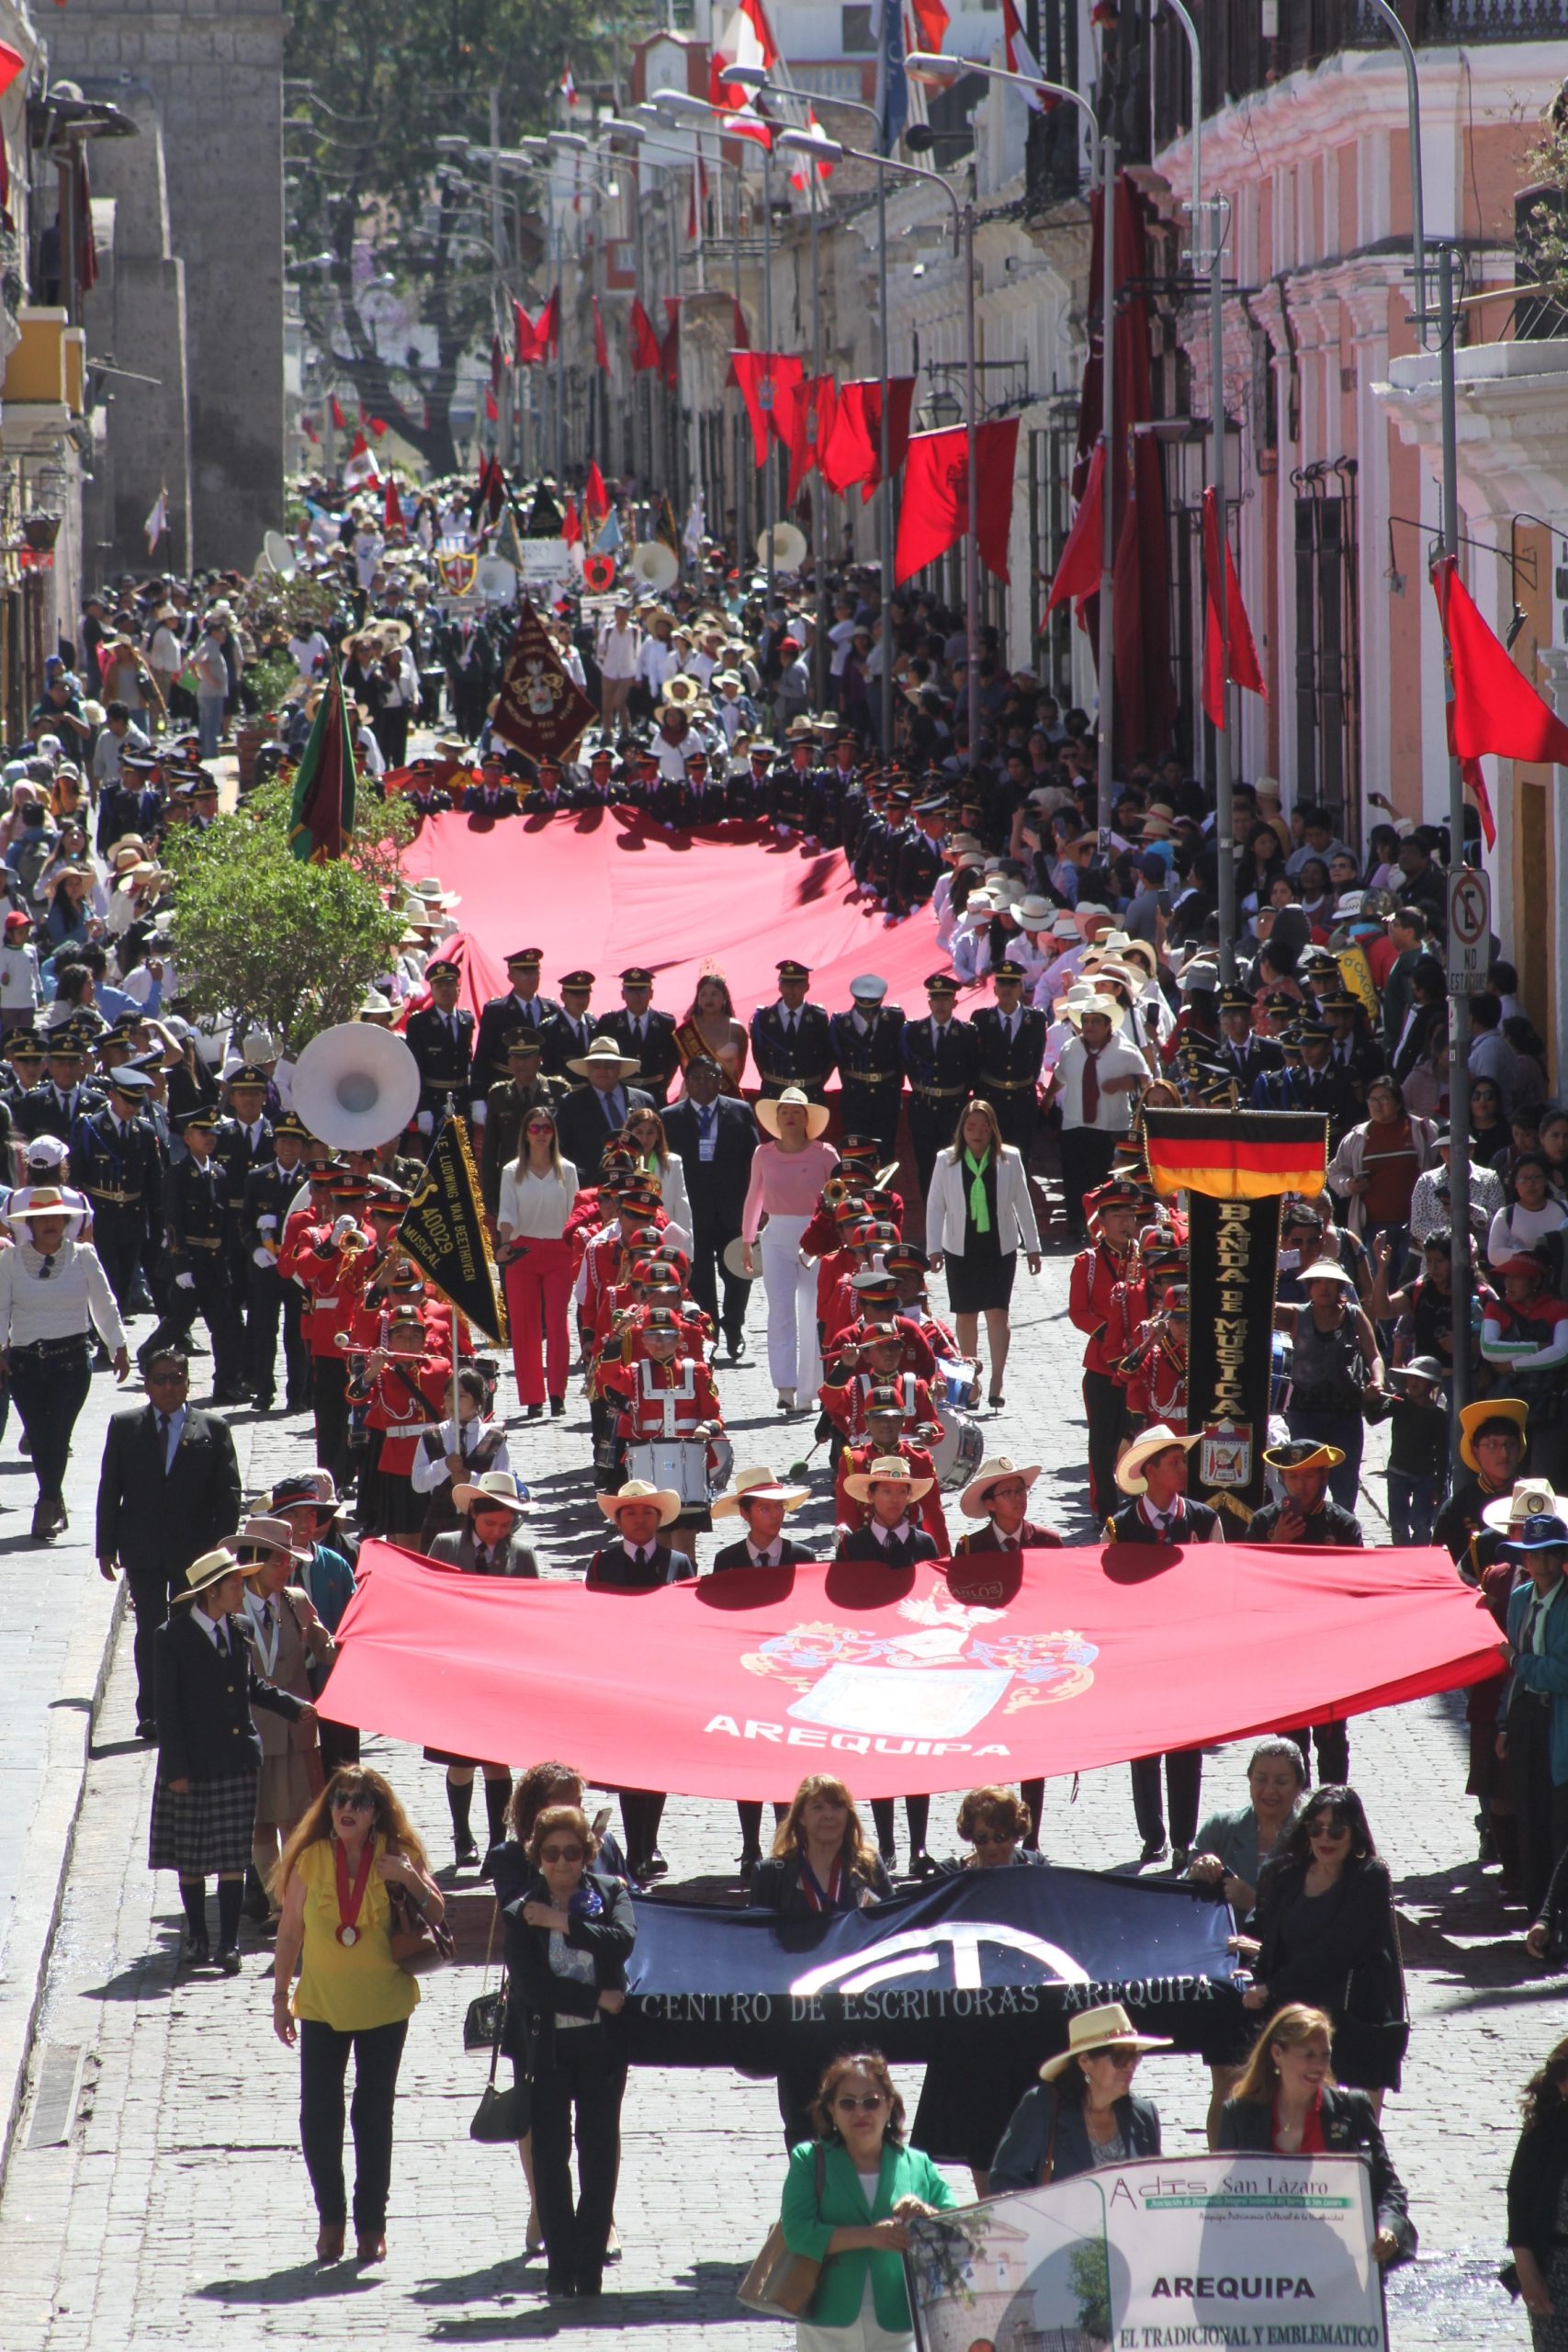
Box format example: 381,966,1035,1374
599,1009,681,1105
473,990,562,1097
1217,2087,1415,2259
425,1527,541,1577
710,1535,816,1573
556,1080,654,1178
492,1860,636,2064
1249,1855,1404,2029
537,1010,597,1080
153,1605,305,1783
835,1524,939,1567
661,1095,757,1232
585,1541,694,1588
96,1402,243,1579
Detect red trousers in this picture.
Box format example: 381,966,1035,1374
504,1235,575,1407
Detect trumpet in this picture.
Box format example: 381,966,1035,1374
338,1228,370,1258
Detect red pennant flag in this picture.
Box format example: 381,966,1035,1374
660,297,681,391
780,374,838,504
629,299,663,374
562,495,582,547
895,417,1021,587
484,385,499,424
1435,555,1568,767
730,352,804,469
513,300,541,365
592,297,609,374
329,394,346,430
1043,440,1104,627
536,288,560,360
1201,485,1266,729
820,382,876,495
585,460,610,526
382,476,403,537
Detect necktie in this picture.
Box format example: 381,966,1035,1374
785,1011,796,1036
215,1623,229,1659
1526,1595,1545,1655
1081,1046,1101,1125
697,1105,714,1136
634,1546,648,1571
260,1600,273,1633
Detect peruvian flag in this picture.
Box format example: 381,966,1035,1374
895,417,1021,585
559,63,578,108
342,431,380,488
786,107,836,191
1201,485,1266,729
1000,0,1047,107
708,0,779,144
592,296,610,373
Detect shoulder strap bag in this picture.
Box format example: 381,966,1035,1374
738,2145,829,2316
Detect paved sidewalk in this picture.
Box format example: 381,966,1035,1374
0,1239,1541,2349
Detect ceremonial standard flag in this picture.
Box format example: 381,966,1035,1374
142,489,168,555
342,430,380,488
288,661,358,864
525,480,564,535
491,595,597,764
468,452,505,529
1043,440,1102,625
1142,1107,1327,1201
731,351,805,468
874,0,908,153
629,299,663,373
655,494,681,554
592,296,609,373
382,475,404,537
1201,484,1265,729
398,1117,507,1345
895,416,1021,585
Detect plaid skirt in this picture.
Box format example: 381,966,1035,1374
149,1770,258,1877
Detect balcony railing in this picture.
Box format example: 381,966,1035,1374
1153,0,1568,155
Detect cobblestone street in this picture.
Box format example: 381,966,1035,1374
0,1246,1542,2348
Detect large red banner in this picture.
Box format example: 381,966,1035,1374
321,1542,1502,1801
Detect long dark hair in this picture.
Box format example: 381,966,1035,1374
274,1766,428,1897
1279,1783,1378,1870
1520,2039,1568,2132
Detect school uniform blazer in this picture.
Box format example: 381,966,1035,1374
1506,1577,1568,1784
924,1146,1042,1259
780,2139,957,2332
1216,2089,1416,2261
710,1535,816,1573
152,1607,306,1784
425,1528,541,1577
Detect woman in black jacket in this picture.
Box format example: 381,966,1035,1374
1508,2036,1568,2335
1217,2004,1415,2267
492,1804,636,2301
1234,1786,1407,2105
990,2002,1168,2192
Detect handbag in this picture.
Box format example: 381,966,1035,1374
464,1897,505,2052
469,1969,529,2142
738,2145,827,2317
387,1879,456,1975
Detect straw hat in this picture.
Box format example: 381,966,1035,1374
453,1469,530,1516
1482,1480,1568,1537
713,1466,811,1517
959,1456,1042,1520
1039,2002,1173,2081
842,1454,933,1506
232,1513,313,1564
597,1478,681,1527
1114,1424,1201,1496
568,1035,642,1079
175,1546,261,1602
755,1085,830,1141
1297,1259,1358,1288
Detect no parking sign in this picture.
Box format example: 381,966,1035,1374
1446,867,1490,993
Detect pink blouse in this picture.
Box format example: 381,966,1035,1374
741,1139,840,1243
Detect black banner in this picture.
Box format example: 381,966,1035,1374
622,1865,1240,2072
1186,1191,1282,1517
397,1117,507,1346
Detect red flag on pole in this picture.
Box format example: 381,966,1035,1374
562,495,582,547
513,300,541,364
1434,555,1568,766
484,385,499,423
489,334,504,393
592,297,609,374
1043,441,1104,626
731,352,804,469
1201,484,1266,729
629,299,663,373
779,375,838,504
536,288,560,361
329,394,346,430
585,459,610,526
895,417,1021,586
382,475,403,537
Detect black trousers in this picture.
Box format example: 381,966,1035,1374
839,1086,902,1161
1129,1751,1202,1852
908,1114,951,1199
299,2016,408,2234
1274,1721,1350,1790
1508,1698,1568,1919
9,1342,92,1504
142,1258,244,1393
312,1357,351,1487
246,1260,287,1401
93,1207,146,1317
1058,1124,1118,1238
1083,1368,1126,1525
532,2031,626,2288
126,1560,175,1723
687,1216,747,1345
374,705,411,767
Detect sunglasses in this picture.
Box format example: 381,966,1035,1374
540,1844,584,1863
525,1123,555,1135
333,1792,374,1814
834,2093,886,2112
971,1829,1015,1849
1085,2049,1140,2070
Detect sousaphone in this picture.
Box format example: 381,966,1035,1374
629,540,679,593
757,521,807,573
292,1021,422,1150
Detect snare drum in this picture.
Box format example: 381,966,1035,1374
930,1404,985,1490
627,1440,711,1507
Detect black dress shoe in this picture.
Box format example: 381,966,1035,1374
215,1944,243,1976
184,1930,210,1965
643,1848,670,1880
243,1869,272,1923
525,1403,544,1420
549,1396,565,1417
739,1844,762,1874
135,1718,157,1744
726,1332,748,1363
908,1848,937,1879
1139,1837,1169,1868
454,1838,479,1869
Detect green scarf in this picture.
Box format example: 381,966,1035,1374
963,1148,992,1234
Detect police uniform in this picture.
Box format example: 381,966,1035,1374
537,978,596,1081
750,961,834,1102
141,1113,246,1397
479,1067,569,1216
404,962,476,1130
472,954,562,1098
242,1123,312,1410
601,973,681,1107
891,799,947,918
75,1078,163,1317
902,980,980,1193
830,986,907,1161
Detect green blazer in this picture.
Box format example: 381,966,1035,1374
780,2137,957,2331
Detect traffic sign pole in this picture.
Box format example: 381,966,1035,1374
1446,868,1490,996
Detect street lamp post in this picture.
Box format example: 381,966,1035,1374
907,54,1109,822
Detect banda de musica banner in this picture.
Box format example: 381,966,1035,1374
620,1865,1239,2071
907,2154,1387,2352
322,1544,1499,1801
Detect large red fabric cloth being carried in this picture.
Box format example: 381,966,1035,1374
321,1539,1501,1801
400,808,949,1027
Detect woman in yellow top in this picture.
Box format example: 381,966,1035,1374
271,1766,446,2267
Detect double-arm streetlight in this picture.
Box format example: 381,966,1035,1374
908,54,1111,831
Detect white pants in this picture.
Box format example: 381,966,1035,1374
760,1212,819,1395
797,2279,914,2352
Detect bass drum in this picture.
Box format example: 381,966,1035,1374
929,1404,985,1491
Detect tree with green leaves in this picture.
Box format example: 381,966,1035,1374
162,784,415,1050
284,0,607,474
